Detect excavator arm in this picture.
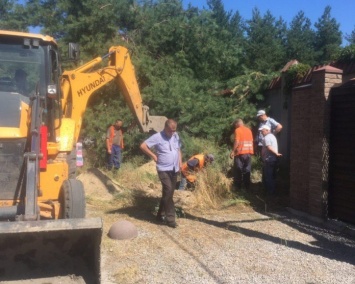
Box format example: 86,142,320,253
61,46,166,143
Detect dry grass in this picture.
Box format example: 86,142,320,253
251,168,262,183
87,160,252,215
121,161,158,183
193,167,234,210
102,161,159,191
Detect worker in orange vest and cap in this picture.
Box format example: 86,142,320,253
179,153,214,190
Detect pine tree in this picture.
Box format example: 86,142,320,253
287,11,316,65
0,0,28,30
25,0,135,55
244,8,287,72
345,26,355,45
314,6,342,64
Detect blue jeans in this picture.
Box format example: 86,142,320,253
107,144,121,170
262,160,277,194
178,177,187,190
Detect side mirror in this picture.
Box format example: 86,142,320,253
68,43,80,60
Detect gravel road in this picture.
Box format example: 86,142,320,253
100,205,355,284
81,170,355,284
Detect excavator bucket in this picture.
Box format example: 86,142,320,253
0,217,102,284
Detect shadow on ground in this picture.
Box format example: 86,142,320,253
183,209,355,266
87,168,119,194
106,190,161,223
93,165,355,266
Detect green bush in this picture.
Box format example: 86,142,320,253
179,131,231,173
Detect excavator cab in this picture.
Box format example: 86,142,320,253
0,31,101,283
0,33,50,204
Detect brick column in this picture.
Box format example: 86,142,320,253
290,66,342,218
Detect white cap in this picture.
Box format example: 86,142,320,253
256,110,265,117
259,125,271,131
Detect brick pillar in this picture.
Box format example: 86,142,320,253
290,85,311,212
290,66,342,218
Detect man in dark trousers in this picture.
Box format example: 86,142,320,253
259,124,282,195
230,119,254,191
140,119,182,228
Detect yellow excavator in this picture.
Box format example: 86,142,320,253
0,30,166,283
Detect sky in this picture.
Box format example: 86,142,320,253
182,0,355,44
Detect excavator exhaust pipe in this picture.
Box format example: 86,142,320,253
0,218,102,284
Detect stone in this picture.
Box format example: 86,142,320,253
108,220,138,240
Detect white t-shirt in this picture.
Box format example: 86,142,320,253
261,133,278,162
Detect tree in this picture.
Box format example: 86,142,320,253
345,25,355,45
12,0,343,159
25,0,136,55
229,11,245,42
244,8,287,72
207,0,231,28
207,0,246,66
0,0,28,30
314,6,342,64
286,11,316,65
336,44,355,62
130,0,243,81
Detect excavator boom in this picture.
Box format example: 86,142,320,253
61,45,166,144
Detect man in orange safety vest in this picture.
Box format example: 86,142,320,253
230,119,254,191
106,119,126,171
179,153,214,190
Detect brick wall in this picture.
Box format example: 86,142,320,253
290,66,342,218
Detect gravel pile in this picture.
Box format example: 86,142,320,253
101,208,355,284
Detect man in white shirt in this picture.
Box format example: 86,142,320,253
259,124,282,195
256,110,282,155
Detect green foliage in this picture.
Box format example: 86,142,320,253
223,196,250,207
314,6,342,64
178,132,232,175
131,1,242,81
25,0,136,55
244,8,287,72
0,0,28,30
345,26,355,45
227,69,275,103
179,133,217,159
80,84,137,165
284,63,311,93
3,0,352,171
336,44,355,62
287,11,316,65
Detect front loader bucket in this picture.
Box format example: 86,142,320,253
0,217,102,284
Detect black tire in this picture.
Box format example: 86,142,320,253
67,148,77,179
60,179,86,218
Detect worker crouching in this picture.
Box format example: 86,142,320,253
179,153,214,190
